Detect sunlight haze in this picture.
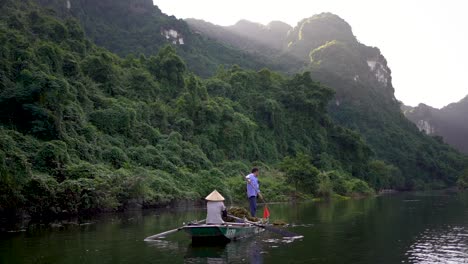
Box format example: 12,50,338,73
154,0,468,108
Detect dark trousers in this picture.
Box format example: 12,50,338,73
248,196,257,217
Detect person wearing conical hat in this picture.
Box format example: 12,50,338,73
205,190,226,224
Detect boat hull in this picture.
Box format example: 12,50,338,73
184,223,263,244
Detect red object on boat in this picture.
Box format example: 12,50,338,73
263,206,270,219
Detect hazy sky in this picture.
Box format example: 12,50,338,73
154,0,468,108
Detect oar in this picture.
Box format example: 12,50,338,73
227,214,302,238
144,227,183,241
144,219,205,241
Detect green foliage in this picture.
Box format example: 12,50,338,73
81,53,117,84
457,169,468,190
367,160,404,190
0,1,465,218
279,154,374,197
34,141,69,180
148,45,186,94
347,178,374,196
279,153,320,193
89,104,136,135
226,168,296,203
102,146,128,169
33,0,275,78
316,171,333,198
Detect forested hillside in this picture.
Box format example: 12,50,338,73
187,13,468,190
0,0,383,217
404,96,468,154
34,0,296,77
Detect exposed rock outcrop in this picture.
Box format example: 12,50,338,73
404,97,468,153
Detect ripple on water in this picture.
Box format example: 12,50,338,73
405,226,468,263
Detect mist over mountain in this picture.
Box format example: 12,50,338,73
186,18,303,73
404,95,468,153
227,19,292,51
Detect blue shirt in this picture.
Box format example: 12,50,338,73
246,173,259,197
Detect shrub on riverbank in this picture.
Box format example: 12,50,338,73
279,153,374,198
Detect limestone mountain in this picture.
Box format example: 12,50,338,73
404,96,468,153
34,0,284,77
288,14,394,99
187,13,394,99
7,1,467,191
186,13,466,187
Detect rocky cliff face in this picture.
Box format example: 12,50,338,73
404,96,468,153
286,13,355,58
402,103,437,133
284,13,396,104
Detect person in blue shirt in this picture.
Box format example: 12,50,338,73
245,168,260,217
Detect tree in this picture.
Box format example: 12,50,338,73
280,153,320,193
148,45,186,97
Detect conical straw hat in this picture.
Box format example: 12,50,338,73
205,190,225,201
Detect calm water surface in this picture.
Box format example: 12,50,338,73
2,191,468,263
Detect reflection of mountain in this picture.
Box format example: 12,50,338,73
185,239,264,264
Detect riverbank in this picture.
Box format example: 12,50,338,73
0,191,373,231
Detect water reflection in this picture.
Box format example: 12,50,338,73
184,238,264,264
145,239,181,251
405,226,468,263
3,192,468,263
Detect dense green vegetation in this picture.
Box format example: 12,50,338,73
35,0,291,77
0,1,391,218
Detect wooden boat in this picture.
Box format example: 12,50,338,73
183,222,264,244
144,215,300,244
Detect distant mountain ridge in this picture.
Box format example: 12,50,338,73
188,13,394,99
404,95,468,153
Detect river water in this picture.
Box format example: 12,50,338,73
2,191,468,264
